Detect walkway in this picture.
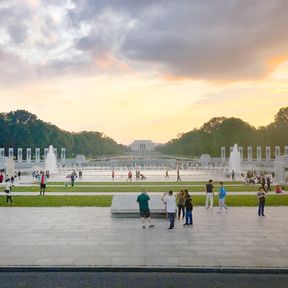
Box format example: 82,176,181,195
0,207,288,267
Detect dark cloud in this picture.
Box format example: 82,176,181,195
0,0,288,85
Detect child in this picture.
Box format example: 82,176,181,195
257,187,266,216
5,179,13,204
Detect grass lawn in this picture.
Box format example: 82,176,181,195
0,195,112,207
10,184,272,193
1,194,287,207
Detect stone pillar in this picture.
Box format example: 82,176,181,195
26,148,31,163
53,148,57,159
61,148,66,164
247,146,252,161
44,148,48,159
275,146,280,158
17,148,23,163
266,146,271,161
35,148,40,163
239,146,243,160
257,146,262,162
221,147,225,162
285,146,288,156
8,148,14,158
0,148,4,158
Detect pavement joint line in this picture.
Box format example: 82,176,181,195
0,266,288,274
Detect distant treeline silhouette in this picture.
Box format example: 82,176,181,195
156,107,288,157
0,110,127,158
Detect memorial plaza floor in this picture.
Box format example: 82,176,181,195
0,207,288,268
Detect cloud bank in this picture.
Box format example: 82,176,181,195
0,0,288,85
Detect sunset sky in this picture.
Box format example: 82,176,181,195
0,0,288,144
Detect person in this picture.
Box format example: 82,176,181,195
275,184,282,193
112,170,115,181
5,178,13,204
0,173,3,183
205,179,214,209
79,170,82,179
165,170,169,179
163,190,177,229
71,173,76,187
176,168,181,182
10,175,15,185
39,171,47,196
266,176,271,192
183,190,193,226
17,171,21,181
136,190,154,229
140,173,146,180
127,170,132,182
176,190,185,220
231,170,235,181
218,182,228,212
257,187,266,216
261,176,266,192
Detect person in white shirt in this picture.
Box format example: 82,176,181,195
5,179,13,204
163,190,177,229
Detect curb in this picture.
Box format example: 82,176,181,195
0,266,288,274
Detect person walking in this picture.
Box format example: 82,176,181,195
112,170,115,181
218,182,228,212
205,179,214,209
39,171,47,196
257,187,266,216
165,170,169,179
163,190,177,229
176,190,185,220
5,179,13,204
183,190,193,226
176,168,181,182
266,176,271,192
137,190,154,229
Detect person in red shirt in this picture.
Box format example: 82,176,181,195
39,171,47,196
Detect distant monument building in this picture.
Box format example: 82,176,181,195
130,140,157,151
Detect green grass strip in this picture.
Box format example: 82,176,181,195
11,185,271,193
0,195,112,207
0,195,287,207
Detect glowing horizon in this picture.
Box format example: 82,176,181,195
0,1,287,145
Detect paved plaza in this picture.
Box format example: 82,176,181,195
0,207,288,268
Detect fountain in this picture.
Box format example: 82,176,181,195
229,144,242,174
45,145,58,174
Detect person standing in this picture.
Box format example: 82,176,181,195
137,190,154,229
183,190,193,226
17,171,21,181
70,173,76,187
218,182,228,212
205,179,214,209
176,190,185,220
39,171,47,196
165,170,169,179
5,179,13,204
266,176,271,192
112,170,115,181
163,190,177,229
231,170,235,181
257,187,266,216
0,173,3,183
127,170,132,182
261,176,266,192
176,168,181,182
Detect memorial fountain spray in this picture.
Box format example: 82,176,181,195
229,144,242,174
45,145,58,174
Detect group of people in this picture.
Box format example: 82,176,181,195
65,170,81,187
136,178,270,229
125,170,146,182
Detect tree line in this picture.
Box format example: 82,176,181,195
156,107,288,158
0,110,127,158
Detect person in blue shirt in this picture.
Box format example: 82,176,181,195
218,182,228,212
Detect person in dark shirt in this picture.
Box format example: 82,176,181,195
183,190,193,226
266,176,271,192
205,179,214,209
137,190,154,229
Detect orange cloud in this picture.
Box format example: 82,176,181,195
267,55,288,71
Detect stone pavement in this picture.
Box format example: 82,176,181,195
0,207,288,268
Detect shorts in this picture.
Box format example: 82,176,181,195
40,183,46,189
140,209,151,218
